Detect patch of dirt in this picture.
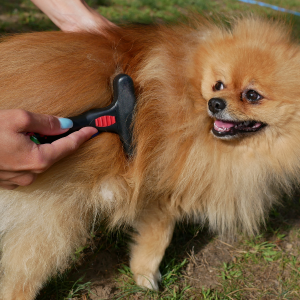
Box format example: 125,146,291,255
182,238,235,289
181,218,300,298
73,250,119,283
70,248,125,300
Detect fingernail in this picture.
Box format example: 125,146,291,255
58,118,73,129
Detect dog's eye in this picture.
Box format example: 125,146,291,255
245,90,262,102
213,81,225,91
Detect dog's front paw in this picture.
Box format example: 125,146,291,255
134,269,161,290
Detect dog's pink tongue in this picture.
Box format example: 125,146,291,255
215,120,235,129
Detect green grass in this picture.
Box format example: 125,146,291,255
1,1,300,299
0,0,300,35
211,234,300,299
38,274,93,300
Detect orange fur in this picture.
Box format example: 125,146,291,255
0,16,299,298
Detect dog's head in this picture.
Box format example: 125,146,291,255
192,18,300,141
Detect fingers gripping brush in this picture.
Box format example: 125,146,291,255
31,74,136,156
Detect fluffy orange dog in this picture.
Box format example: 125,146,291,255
0,16,299,299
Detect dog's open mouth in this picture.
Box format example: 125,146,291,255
212,119,266,137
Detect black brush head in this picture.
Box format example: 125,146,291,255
113,74,136,156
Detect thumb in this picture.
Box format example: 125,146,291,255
13,110,73,136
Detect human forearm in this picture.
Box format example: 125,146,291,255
31,0,115,33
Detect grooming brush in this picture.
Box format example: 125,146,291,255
30,74,136,156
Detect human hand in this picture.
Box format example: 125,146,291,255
31,0,117,33
0,109,98,190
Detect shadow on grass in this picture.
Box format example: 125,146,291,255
263,192,300,238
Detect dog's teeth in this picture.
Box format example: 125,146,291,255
244,121,251,126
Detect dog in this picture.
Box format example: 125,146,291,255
0,15,299,299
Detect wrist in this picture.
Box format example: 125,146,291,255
59,10,114,33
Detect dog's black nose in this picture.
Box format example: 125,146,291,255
208,98,226,114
